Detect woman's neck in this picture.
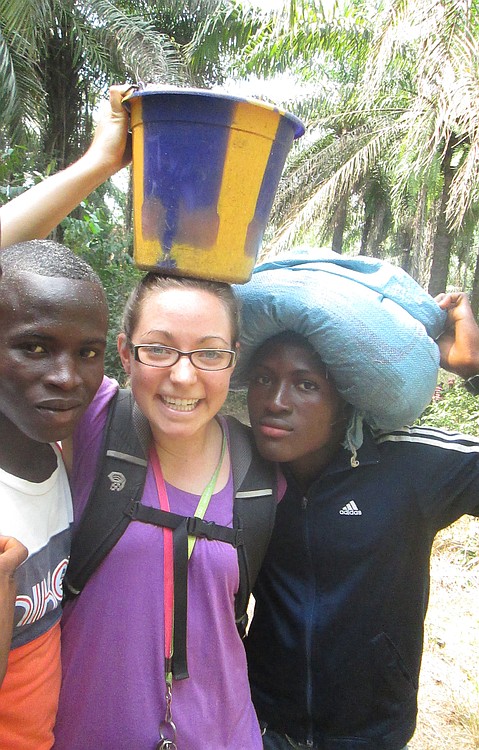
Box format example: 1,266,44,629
152,418,229,494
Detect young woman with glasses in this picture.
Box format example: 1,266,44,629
53,273,275,750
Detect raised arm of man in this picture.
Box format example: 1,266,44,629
436,292,479,380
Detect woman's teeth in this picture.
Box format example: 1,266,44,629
162,396,199,412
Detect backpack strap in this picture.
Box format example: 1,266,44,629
225,416,278,635
63,388,149,599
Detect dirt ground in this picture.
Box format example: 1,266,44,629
409,516,479,750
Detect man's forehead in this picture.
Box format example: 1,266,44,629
253,335,328,375
256,335,312,358
0,271,107,317
3,267,102,291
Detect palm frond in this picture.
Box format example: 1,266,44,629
267,119,401,255
0,31,17,120
447,142,479,229
86,0,187,83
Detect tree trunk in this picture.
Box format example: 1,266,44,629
331,199,347,254
360,203,373,256
470,250,479,321
397,228,413,276
427,140,455,296
40,18,89,171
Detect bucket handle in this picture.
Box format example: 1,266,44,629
121,82,145,106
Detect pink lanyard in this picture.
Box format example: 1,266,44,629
149,434,226,749
150,446,175,676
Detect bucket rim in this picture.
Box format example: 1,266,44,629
122,85,305,139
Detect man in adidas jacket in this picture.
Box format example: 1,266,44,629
245,291,479,750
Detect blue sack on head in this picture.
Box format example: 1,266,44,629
233,247,446,445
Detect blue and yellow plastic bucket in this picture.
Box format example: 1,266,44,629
123,87,304,283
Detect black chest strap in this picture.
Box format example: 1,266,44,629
124,500,245,680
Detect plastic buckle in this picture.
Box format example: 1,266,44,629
187,516,216,540
463,374,479,396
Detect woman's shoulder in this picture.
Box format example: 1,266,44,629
78,376,119,431
220,415,286,501
71,376,120,470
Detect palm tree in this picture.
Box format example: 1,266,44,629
362,0,479,294
232,0,479,300
228,0,388,258
1,0,269,173
0,0,188,169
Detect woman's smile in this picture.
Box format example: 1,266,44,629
160,395,201,412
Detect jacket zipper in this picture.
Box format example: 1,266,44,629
302,494,315,747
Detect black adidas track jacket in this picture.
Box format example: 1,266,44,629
246,424,479,750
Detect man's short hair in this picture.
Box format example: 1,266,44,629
0,240,102,286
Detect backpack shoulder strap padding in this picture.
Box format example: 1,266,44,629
63,388,148,598
225,416,277,629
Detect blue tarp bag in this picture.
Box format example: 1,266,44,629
233,248,446,445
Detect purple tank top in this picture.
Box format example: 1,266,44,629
53,377,263,750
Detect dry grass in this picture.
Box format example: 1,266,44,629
410,515,479,750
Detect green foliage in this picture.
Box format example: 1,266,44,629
0,0,187,146
0,143,55,202
230,0,479,297
417,375,479,436
62,203,142,384
222,388,249,423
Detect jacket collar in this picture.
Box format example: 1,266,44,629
283,426,380,495
323,424,380,477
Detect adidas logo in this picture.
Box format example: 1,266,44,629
339,500,362,516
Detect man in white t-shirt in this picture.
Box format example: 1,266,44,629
0,84,130,748
0,240,108,750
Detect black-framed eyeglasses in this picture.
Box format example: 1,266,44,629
132,344,237,371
